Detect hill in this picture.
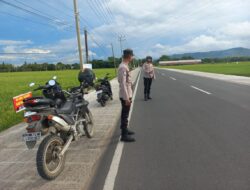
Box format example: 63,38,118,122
170,47,250,59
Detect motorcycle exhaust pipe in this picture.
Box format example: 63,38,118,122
48,115,71,132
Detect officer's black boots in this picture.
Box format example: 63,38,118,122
121,129,135,142
127,128,135,135
121,135,135,142
145,94,152,100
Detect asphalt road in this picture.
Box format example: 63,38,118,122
89,68,250,190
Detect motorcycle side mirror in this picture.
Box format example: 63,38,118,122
48,80,56,86
53,76,57,80
29,82,35,87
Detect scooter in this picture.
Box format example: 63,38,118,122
95,73,113,107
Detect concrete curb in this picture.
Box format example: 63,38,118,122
160,68,250,86
0,68,141,190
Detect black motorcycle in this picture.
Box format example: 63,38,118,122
95,73,113,107
22,69,95,180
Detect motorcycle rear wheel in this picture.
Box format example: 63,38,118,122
100,100,106,107
36,135,65,180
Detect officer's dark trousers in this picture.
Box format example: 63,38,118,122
120,98,131,136
144,77,152,95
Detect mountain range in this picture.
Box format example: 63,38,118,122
170,47,250,59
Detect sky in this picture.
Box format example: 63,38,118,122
0,0,249,64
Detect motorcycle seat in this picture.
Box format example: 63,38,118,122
57,100,74,114
24,97,55,108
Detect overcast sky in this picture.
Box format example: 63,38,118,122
0,0,249,64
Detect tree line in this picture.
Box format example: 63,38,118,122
0,57,142,72
156,55,250,64
1,56,250,72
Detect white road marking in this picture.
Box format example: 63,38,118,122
170,77,176,80
191,85,211,95
103,70,141,190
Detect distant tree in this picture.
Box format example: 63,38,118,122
0,62,14,72
159,55,170,61
181,56,194,60
56,62,65,70
47,64,56,71
71,63,80,70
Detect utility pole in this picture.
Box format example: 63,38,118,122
73,0,84,71
84,29,89,64
118,35,126,57
111,43,117,75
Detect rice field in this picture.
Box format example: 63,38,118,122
0,69,116,132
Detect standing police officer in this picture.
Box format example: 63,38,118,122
118,49,135,142
142,56,155,101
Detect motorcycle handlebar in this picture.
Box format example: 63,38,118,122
34,86,45,91
34,84,51,91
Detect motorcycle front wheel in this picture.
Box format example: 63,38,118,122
36,135,65,180
84,108,94,138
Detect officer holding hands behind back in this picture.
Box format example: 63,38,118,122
118,49,135,142
142,56,155,101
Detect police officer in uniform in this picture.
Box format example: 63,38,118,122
118,49,135,142
142,56,155,101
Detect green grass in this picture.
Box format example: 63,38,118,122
160,62,250,77
0,69,116,132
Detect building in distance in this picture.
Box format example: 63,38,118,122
159,59,202,66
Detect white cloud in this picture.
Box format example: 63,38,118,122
0,40,32,46
154,44,165,49
1,0,250,62
218,22,250,39
23,49,51,54
145,33,250,58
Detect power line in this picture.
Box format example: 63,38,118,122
103,0,115,19
94,0,112,23
91,0,121,37
0,52,50,54
132,1,229,46
91,0,111,24
87,31,109,56
0,11,56,28
37,0,74,22
85,0,120,39
0,0,124,59
13,0,71,27
60,0,74,12
0,0,74,31
86,0,106,25
118,35,126,57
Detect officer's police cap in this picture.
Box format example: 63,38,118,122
123,49,134,57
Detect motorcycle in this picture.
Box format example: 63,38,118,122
22,72,94,180
95,73,113,107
